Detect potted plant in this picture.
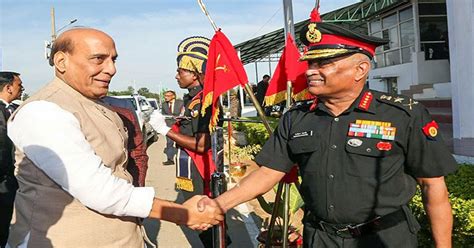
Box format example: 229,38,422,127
256,179,304,248
226,143,261,178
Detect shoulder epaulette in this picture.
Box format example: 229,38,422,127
288,99,313,112
374,92,419,116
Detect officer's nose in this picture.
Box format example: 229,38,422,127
103,58,117,77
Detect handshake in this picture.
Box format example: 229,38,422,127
182,195,225,231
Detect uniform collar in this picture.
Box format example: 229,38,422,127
310,88,376,115
187,85,203,98
354,89,376,114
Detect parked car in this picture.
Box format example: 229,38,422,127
102,94,158,144
147,98,159,111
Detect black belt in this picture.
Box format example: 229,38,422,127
306,208,406,238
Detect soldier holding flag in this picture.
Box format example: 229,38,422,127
149,36,224,246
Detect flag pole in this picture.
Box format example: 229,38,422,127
197,0,272,133
196,2,273,248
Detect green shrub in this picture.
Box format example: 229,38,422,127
409,164,474,247
232,117,279,146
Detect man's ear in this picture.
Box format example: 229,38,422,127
54,51,67,73
354,58,371,82
6,84,13,94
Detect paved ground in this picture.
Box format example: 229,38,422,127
142,134,261,248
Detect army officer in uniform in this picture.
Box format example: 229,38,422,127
198,6,457,248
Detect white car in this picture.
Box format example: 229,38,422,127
102,94,158,144
147,98,159,111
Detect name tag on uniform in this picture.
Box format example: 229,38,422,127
291,130,313,139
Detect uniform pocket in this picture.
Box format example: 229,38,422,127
344,137,395,177
288,132,319,172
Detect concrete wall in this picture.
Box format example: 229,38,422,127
369,62,415,92
369,52,451,94
447,0,474,138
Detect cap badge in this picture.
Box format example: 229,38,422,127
306,23,322,43
347,138,363,147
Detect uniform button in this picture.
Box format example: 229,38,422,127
328,205,335,211
328,174,334,179
331,144,337,149
334,117,339,122
366,148,372,153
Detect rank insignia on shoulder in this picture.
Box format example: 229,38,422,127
422,120,438,139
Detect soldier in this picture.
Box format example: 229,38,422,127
198,6,457,248
150,36,224,246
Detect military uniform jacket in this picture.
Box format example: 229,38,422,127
255,89,457,224
179,85,213,137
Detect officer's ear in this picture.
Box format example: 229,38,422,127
54,51,68,73
354,55,371,82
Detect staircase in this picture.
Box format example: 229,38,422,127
401,83,434,98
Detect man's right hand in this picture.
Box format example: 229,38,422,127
183,195,224,230
149,112,171,135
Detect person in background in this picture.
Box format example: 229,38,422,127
161,90,183,165
0,71,23,248
6,28,222,248
256,74,270,107
109,105,149,187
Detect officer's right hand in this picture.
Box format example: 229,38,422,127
149,112,171,135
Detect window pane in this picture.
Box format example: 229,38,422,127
419,16,448,42
385,50,401,66
421,42,449,60
370,20,381,33
402,47,413,63
419,3,447,15
372,32,384,53
375,54,385,68
383,28,399,50
399,7,413,22
382,14,397,29
400,21,415,46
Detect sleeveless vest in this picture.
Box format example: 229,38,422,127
8,78,144,248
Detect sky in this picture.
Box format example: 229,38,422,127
0,0,357,97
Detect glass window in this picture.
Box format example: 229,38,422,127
382,14,397,28
385,50,401,66
401,47,413,63
418,3,447,15
370,20,382,33
375,54,385,68
383,28,399,50
420,16,448,42
421,43,449,60
399,7,413,22
400,21,415,46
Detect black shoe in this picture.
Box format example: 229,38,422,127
162,160,174,165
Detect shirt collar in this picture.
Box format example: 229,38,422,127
187,85,203,98
310,88,377,115
0,98,9,107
